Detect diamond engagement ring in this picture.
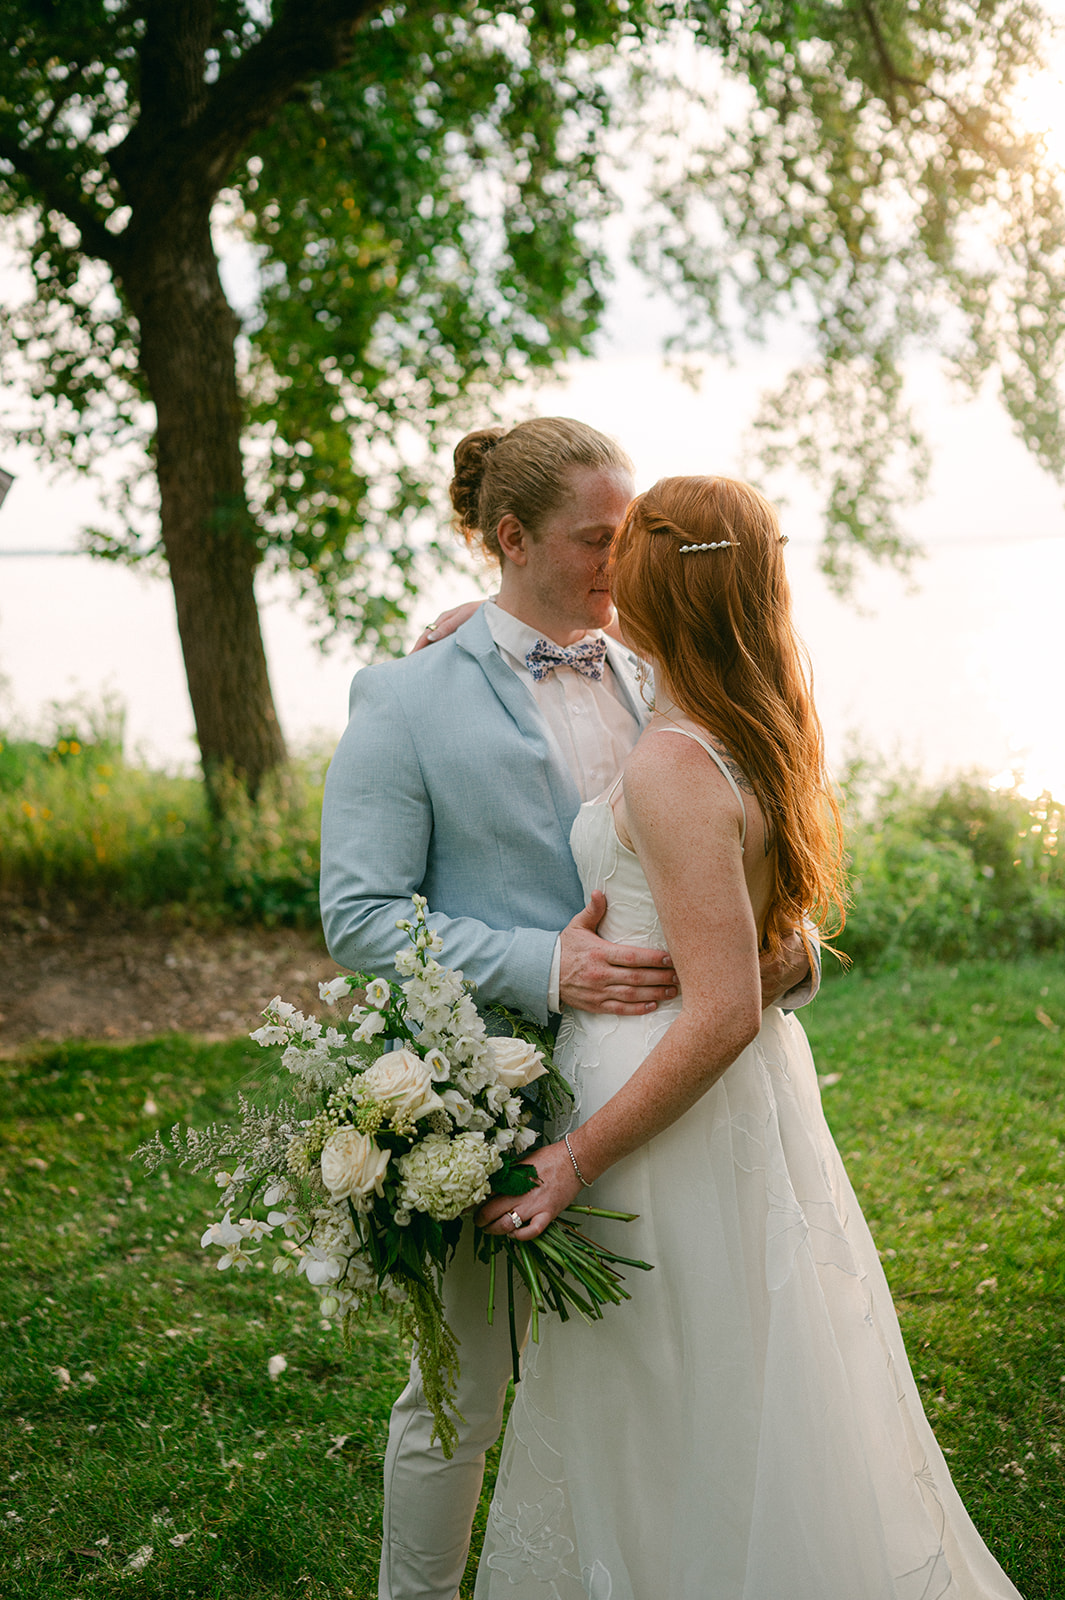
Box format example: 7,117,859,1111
508,1210,523,1230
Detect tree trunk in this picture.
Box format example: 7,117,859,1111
122,205,287,799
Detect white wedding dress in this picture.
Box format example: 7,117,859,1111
476,734,1022,1600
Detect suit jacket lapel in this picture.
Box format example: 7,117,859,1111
454,608,582,824
604,638,649,726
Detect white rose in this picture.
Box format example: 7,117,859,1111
485,1036,548,1090
359,1049,445,1122
320,1128,391,1200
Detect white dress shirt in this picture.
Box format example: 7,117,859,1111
483,600,642,1010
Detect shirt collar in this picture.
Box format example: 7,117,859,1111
484,598,603,669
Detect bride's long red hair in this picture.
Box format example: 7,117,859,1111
610,476,846,956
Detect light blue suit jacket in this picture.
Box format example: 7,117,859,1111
320,607,647,1024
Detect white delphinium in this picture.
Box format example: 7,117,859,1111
250,1021,289,1046
352,1010,388,1044
393,945,419,977
484,1083,511,1116
396,1132,503,1221
364,977,392,1009
319,975,352,1005
423,1048,451,1082
454,1054,494,1096
439,1088,475,1127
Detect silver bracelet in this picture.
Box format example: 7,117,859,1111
564,1132,592,1189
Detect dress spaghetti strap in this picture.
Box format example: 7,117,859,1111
647,726,748,850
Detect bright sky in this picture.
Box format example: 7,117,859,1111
2,18,1064,800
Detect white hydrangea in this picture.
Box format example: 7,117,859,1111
395,1132,503,1221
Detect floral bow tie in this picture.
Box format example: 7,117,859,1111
525,635,608,683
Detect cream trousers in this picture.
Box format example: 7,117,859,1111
379,1224,531,1600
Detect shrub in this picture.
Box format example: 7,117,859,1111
0,698,326,926
3,699,1064,960
840,758,1065,969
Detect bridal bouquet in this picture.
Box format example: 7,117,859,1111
135,897,649,1454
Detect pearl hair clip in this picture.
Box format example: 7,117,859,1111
677,536,788,552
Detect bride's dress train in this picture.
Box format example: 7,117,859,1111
475,777,1022,1599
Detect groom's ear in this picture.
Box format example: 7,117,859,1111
496,513,529,566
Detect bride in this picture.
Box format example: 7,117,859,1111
474,476,1022,1599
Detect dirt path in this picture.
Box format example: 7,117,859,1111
0,906,341,1052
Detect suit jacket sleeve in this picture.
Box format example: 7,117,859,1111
319,667,559,1021
779,923,821,1010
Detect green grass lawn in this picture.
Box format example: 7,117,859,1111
2,958,1062,1598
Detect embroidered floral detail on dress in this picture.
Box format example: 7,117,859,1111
484,1488,576,1584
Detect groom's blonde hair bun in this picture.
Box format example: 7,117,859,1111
449,417,633,563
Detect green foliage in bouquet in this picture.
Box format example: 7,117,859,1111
135,898,650,1455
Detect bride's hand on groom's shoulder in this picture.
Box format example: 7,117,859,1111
409,600,483,652
474,1143,582,1241
560,893,678,1015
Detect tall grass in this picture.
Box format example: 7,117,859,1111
3,699,1064,963
0,698,323,927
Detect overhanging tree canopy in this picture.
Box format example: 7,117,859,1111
0,1,1062,788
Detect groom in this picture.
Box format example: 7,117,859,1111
319,423,812,1600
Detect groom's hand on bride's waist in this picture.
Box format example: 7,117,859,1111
758,928,812,1009
559,892,679,1016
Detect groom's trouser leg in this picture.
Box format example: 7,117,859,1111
379,1225,531,1600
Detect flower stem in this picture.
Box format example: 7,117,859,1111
506,1251,520,1386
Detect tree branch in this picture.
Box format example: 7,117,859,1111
859,0,926,111
859,0,1021,168
0,130,117,264
113,0,384,208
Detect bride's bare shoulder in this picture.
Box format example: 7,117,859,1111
623,723,739,810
